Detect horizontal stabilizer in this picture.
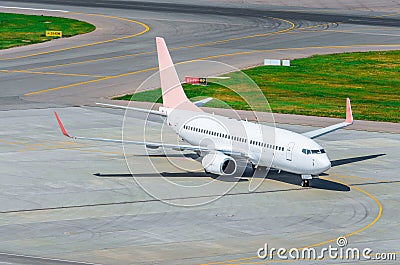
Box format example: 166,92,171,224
193,97,213,107
95,102,167,116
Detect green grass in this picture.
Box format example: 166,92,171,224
0,12,95,49
115,50,400,122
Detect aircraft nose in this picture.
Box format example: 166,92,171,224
318,157,331,172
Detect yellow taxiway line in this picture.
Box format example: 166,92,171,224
23,43,400,96
0,69,106,78
23,17,296,72
0,12,150,61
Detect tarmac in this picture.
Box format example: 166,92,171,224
0,1,399,264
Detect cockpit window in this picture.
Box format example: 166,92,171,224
302,148,326,155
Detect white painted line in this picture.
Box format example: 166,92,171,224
0,252,103,265
0,6,69,13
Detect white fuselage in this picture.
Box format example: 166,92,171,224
166,109,331,176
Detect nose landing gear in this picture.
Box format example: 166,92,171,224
301,174,312,187
301,179,310,187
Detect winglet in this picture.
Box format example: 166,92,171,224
54,111,71,138
345,98,353,124
302,98,354,139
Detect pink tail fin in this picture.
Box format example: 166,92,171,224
156,37,201,112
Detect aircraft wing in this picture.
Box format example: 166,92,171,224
54,112,244,157
302,98,353,139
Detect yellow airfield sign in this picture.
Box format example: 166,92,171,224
46,31,62,37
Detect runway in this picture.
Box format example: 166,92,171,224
0,1,399,264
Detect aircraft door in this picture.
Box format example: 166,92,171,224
286,142,295,161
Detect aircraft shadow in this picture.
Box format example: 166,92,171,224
94,153,385,190
134,153,200,159
94,172,247,182
94,172,206,178
94,171,346,189
331,153,385,167
266,171,350,191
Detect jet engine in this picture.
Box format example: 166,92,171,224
202,152,236,175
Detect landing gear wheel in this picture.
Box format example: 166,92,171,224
301,179,310,187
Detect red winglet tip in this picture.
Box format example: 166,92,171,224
54,111,70,137
345,98,353,124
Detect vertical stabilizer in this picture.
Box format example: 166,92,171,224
156,37,202,112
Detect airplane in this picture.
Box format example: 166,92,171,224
54,37,354,188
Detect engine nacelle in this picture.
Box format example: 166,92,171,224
202,152,237,175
